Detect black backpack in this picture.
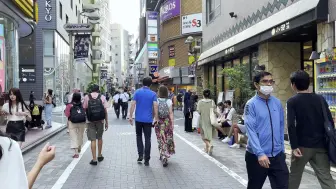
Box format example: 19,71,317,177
320,96,336,164
69,103,86,123
87,94,105,122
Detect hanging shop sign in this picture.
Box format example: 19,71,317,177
160,0,180,23
148,43,158,51
150,65,158,74
74,34,90,63
169,45,175,58
100,70,107,80
271,22,290,36
148,35,158,42
148,51,158,59
148,59,158,65
19,66,36,83
181,13,202,35
64,24,93,31
45,0,52,22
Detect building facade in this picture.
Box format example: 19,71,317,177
199,0,330,135
111,24,130,87
0,0,37,93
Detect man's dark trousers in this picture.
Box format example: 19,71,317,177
135,121,152,161
122,102,128,118
114,103,120,118
245,151,289,189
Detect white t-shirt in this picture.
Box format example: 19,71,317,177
157,98,172,108
225,107,236,126
1,103,29,121
120,93,129,102
0,137,28,189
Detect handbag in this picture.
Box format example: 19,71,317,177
319,95,336,164
192,111,200,128
210,108,221,128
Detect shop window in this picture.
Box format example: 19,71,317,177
43,31,54,56
206,0,221,23
59,2,63,20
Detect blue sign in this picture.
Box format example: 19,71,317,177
150,65,158,74
147,11,158,20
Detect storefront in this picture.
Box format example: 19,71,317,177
0,0,37,92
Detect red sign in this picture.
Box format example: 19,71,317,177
169,45,175,58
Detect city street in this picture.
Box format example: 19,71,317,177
23,108,325,189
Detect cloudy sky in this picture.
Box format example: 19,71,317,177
110,0,140,35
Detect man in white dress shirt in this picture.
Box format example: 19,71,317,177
120,88,130,119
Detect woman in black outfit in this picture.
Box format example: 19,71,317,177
184,90,193,132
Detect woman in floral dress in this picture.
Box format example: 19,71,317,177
154,85,175,167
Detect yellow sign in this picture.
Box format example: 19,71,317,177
12,0,38,22
168,59,175,67
188,56,195,65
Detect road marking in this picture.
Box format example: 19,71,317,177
174,132,248,187
51,141,90,189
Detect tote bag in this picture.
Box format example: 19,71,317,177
192,111,200,128
210,108,221,128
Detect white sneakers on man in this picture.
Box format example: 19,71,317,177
221,137,230,143
229,143,240,149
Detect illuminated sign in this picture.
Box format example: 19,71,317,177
12,0,38,22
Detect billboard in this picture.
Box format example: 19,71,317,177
160,0,180,23
74,34,90,63
181,13,202,35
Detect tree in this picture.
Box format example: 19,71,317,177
222,64,255,113
86,81,97,93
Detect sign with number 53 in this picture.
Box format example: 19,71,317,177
181,13,202,35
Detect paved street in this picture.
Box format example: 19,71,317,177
23,108,328,189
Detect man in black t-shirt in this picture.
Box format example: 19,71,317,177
287,70,335,189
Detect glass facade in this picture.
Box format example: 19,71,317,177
0,14,19,92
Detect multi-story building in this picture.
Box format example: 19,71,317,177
0,0,38,93
111,24,130,87
19,0,93,102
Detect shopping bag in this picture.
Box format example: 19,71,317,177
192,111,200,128
210,108,221,128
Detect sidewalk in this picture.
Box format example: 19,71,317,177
173,110,336,178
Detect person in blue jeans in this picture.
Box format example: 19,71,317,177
244,71,288,189
129,77,159,166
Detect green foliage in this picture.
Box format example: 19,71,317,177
86,81,97,93
222,64,255,113
100,83,106,93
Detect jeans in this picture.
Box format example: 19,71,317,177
135,121,152,161
44,104,53,127
245,151,289,189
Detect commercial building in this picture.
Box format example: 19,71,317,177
0,0,37,93
199,0,332,134
155,0,202,92
111,24,131,87
19,0,94,102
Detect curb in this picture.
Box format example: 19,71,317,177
22,124,67,154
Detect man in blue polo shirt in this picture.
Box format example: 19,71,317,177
129,77,158,166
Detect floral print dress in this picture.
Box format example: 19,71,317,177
155,98,175,160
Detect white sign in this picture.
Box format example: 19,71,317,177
181,13,202,35
271,22,290,36
45,0,52,22
148,35,158,42
64,24,93,31
148,51,158,58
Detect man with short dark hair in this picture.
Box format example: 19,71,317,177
129,77,158,166
287,70,335,189
244,71,288,189
83,84,109,165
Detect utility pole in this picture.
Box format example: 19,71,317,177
69,32,74,90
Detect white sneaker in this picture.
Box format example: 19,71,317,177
229,143,240,149
222,137,230,143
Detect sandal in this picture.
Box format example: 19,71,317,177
208,146,214,156
72,154,79,158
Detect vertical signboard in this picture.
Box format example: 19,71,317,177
74,34,90,63
146,11,159,82
0,24,5,92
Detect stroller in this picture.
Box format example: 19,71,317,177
25,104,44,130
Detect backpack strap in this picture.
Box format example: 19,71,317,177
88,93,93,100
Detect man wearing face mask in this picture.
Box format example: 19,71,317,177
244,71,288,189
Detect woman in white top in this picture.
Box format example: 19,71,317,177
1,88,31,148
0,130,56,189
154,85,175,167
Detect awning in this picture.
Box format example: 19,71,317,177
198,0,323,66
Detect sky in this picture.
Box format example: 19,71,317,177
110,0,140,36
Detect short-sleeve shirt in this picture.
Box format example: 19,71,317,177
158,98,172,108
133,87,157,123
0,137,28,189
2,103,29,121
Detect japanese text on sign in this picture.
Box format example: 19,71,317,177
271,22,290,36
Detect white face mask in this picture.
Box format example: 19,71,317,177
259,86,273,96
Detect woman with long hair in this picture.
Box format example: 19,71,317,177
197,89,217,155
0,130,56,189
154,85,175,167
64,92,86,158
1,88,30,148
44,89,53,129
